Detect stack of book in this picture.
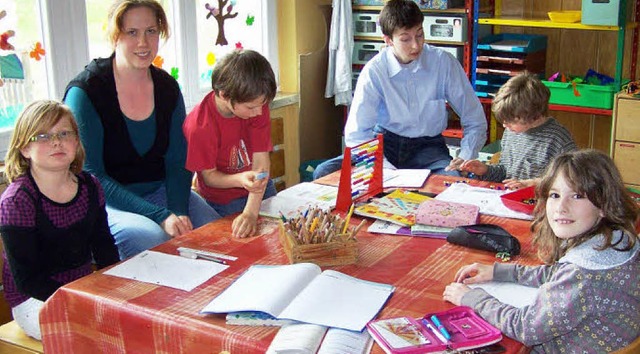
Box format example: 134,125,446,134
354,189,432,227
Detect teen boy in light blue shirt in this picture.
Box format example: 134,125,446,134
314,0,486,179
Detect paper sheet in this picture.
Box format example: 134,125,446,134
469,281,539,308
383,169,431,188
260,182,338,219
435,183,533,220
104,250,228,291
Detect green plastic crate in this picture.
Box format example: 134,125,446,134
542,80,617,109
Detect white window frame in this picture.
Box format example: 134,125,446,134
172,0,279,110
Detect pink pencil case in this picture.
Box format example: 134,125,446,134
415,199,479,228
367,306,502,353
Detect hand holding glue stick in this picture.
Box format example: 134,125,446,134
255,171,268,180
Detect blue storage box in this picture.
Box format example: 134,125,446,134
582,0,620,26
477,33,548,53
474,74,510,98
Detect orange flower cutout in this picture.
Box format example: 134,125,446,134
152,55,164,68
30,42,45,61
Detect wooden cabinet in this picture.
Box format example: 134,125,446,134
269,93,300,191
612,93,640,188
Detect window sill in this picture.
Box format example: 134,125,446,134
270,92,299,110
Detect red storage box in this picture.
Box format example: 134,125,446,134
500,186,536,215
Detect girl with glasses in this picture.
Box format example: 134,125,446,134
0,100,119,339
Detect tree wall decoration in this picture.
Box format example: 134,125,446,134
205,0,238,46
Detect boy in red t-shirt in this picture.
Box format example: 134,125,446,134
183,49,277,238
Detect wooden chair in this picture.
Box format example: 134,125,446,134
488,151,501,165
0,232,41,354
0,321,43,354
612,336,640,354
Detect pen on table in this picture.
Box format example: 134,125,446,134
430,315,451,340
179,251,227,265
176,247,238,261
422,318,448,344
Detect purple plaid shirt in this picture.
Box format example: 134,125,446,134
1,173,112,307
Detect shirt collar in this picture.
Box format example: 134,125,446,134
384,46,424,78
558,230,639,270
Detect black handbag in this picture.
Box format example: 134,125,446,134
446,224,521,256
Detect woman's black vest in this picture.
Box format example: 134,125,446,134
64,54,179,185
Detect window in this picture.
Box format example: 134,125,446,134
173,0,279,108
0,0,278,159
83,0,279,108
85,0,179,84
0,0,48,157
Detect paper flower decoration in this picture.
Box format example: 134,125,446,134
30,42,45,61
152,55,164,68
206,52,216,66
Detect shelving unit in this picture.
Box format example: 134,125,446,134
353,1,475,75
473,0,627,94
472,0,638,146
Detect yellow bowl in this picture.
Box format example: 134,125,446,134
548,11,582,23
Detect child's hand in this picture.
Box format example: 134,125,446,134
445,157,465,171
239,171,268,193
454,262,494,284
231,211,258,238
458,160,489,176
161,214,193,237
443,282,472,306
503,178,536,190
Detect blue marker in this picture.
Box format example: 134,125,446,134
430,315,451,340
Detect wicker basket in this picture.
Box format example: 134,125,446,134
279,223,358,267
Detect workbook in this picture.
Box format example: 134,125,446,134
354,189,432,227
201,263,395,332
266,323,374,354
259,182,338,219
368,219,451,239
383,168,431,188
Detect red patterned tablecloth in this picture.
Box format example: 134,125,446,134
40,175,538,353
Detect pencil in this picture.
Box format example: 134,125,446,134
350,219,366,240
309,217,319,233
342,203,355,234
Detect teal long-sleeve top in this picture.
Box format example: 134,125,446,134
65,86,192,224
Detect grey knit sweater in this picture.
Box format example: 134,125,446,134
484,117,576,182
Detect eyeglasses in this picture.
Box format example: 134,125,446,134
29,130,77,144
